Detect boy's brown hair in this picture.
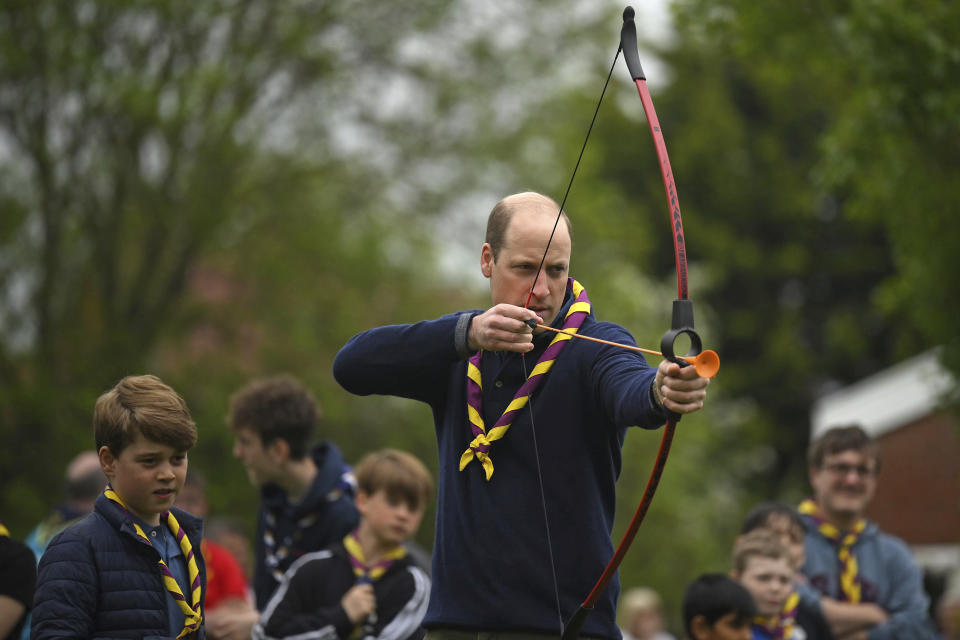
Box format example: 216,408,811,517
227,375,318,459
94,374,197,455
807,424,880,471
354,449,433,512
731,529,791,575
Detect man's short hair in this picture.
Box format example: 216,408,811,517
485,192,572,260
740,501,805,537
807,424,880,471
94,375,197,456
227,374,319,459
354,449,433,512
682,573,756,640
732,529,791,575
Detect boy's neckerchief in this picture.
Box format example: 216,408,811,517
103,486,202,638
798,498,867,602
0,523,8,537
460,278,590,480
343,529,407,583
753,590,799,640
262,510,316,583
342,530,408,640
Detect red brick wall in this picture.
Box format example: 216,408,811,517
866,413,960,544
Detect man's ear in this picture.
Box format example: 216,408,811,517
98,446,116,479
690,615,712,640
480,243,494,278
266,437,291,463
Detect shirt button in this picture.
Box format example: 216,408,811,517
494,380,503,388
150,531,157,537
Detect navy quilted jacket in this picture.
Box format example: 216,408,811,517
31,494,207,640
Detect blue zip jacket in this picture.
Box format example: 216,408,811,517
333,287,666,639
31,494,206,640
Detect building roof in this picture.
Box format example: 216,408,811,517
810,348,956,440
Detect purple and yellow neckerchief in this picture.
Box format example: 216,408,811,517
798,498,867,602
460,278,591,481
754,590,800,640
263,510,317,583
103,486,202,638
343,529,407,583
342,530,407,639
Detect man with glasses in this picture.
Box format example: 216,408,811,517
798,425,935,639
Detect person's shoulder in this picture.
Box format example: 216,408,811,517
45,511,104,548
868,524,919,562
37,513,107,576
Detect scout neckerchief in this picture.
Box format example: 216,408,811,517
263,510,316,582
460,278,590,480
104,486,202,638
798,497,867,602
753,590,799,640
0,523,8,537
343,530,408,639
263,461,356,582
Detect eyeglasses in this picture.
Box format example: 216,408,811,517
821,462,876,478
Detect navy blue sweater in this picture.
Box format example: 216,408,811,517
333,290,666,639
31,494,206,640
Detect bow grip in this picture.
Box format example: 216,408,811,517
659,299,701,423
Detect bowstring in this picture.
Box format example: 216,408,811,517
521,44,623,635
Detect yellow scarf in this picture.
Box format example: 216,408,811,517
798,498,866,602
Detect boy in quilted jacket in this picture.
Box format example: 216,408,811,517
32,374,207,640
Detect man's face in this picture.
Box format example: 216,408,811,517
735,555,794,618
99,434,187,526
232,426,278,488
481,211,571,328
809,448,877,523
